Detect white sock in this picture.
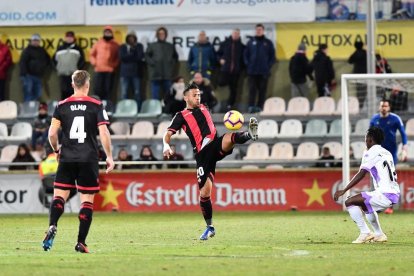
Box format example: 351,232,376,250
365,212,383,235
347,205,371,234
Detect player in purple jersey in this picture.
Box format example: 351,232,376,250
163,83,258,240
42,70,114,253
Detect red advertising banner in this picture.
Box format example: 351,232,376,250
95,169,414,212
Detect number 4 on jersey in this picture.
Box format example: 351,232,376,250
70,116,87,143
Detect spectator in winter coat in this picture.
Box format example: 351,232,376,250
244,24,276,113
119,32,144,107
9,143,36,171
31,102,51,151
289,43,313,98
164,76,186,115
19,34,50,102
375,53,392,74
188,31,216,79
348,41,367,109
53,31,85,100
90,26,120,100
0,38,12,101
191,72,217,110
145,27,178,100
217,28,245,110
310,44,335,97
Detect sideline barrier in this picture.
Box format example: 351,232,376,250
1,169,413,213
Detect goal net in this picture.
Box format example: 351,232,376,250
340,73,414,205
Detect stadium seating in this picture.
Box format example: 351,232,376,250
243,142,269,160
322,141,342,159
334,96,360,115
352,118,370,136
278,119,303,137
303,119,328,137
102,100,115,117
0,122,8,141
4,122,32,142
0,145,18,163
0,100,18,121
265,164,283,169
294,142,319,160
260,97,286,116
137,99,162,119
257,119,278,139
113,99,138,119
109,121,130,140
241,165,259,169
270,142,294,160
47,101,58,116
309,97,335,116
18,101,39,119
351,141,366,160
327,119,342,137
154,121,172,139
405,118,414,136
128,121,154,139
285,97,310,116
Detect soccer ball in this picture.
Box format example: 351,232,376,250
223,110,244,130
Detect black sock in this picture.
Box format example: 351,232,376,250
49,196,65,226
77,201,93,244
231,132,251,144
200,196,213,226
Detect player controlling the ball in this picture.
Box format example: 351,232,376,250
163,82,258,240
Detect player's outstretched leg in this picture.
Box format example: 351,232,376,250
199,178,215,240
42,195,66,251
75,201,94,253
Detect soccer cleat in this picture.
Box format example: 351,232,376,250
42,225,57,251
373,234,388,242
248,117,258,141
199,226,215,240
75,242,90,253
352,232,374,244
384,207,393,214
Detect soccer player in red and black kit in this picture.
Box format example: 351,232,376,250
42,70,114,253
163,83,258,240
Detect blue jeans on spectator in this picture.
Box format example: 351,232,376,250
21,75,42,102
151,79,171,100
32,130,48,149
120,76,141,108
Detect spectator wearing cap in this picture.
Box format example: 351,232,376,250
310,44,335,97
31,102,51,151
0,36,12,101
90,26,120,100
53,31,85,100
19,33,51,102
145,27,178,100
289,42,313,99
119,32,144,107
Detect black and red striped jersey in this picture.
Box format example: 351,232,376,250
168,104,217,153
53,96,109,162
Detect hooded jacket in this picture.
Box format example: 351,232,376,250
119,33,144,78
311,50,335,83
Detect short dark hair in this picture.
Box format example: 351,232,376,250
319,43,328,50
354,41,364,50
380,98,391,106
255,23,264,29
183,83,199,95
156,27,168,39
367,126,384,145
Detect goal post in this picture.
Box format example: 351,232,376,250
341,73,414,207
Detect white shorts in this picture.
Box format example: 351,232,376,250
361,190,400,214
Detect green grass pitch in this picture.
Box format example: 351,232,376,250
0,212,413,275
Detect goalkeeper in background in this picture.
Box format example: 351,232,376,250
370,99,407,214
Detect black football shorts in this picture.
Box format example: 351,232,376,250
195,135,233,189
54,162,100,194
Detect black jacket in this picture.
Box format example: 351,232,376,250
289,51,313,84
119,34,144,78
348,49,367,74
217,36,245,74
311,50,335,83
19,45,50,77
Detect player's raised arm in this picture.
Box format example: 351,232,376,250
99,124,114,173
163,130,175,159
